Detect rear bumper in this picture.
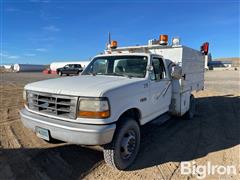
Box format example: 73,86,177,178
20,109,116,145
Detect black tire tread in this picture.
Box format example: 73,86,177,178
103,146,116,168
103,118,140,170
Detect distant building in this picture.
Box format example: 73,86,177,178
1,65,12,69
208,57,239,70
208,61,232,67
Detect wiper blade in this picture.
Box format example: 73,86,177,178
111,73,124,76
111,73,132,78
88,72,97,76
87,72,133,78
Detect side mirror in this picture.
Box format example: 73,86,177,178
147,65,154,71
147,65,156,80
171,65,182,79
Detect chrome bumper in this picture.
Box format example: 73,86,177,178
20,109,116,145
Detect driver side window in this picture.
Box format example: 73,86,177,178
151,58,166,81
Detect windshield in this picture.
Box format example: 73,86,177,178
82,56,148,78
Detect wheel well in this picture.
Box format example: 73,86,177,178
118,108,141,125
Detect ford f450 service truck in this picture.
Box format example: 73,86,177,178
20,35,209,170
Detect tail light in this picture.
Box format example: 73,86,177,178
201,42,209,55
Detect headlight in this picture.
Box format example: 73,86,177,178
78,98,110,119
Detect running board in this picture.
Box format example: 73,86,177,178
148,113,171,126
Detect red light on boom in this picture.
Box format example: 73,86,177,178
201,42,209,55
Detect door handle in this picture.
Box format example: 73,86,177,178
182,74,186,80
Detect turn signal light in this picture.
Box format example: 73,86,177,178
79,111,110,119
159,34,168,45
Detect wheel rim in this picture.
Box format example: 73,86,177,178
120,129,136,160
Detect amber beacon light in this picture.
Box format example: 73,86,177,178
110,40,118,49
159,34,168,45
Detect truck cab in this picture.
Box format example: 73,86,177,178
20,35,207,170
80,53,172,125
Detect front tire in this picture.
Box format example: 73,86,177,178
58,71,62,76
103,118,140,170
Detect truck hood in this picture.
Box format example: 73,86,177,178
25,75,144,97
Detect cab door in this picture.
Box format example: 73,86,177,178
149,56,172,118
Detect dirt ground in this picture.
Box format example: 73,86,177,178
0,71,239,180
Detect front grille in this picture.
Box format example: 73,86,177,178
27,91,78,119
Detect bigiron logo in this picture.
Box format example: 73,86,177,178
180,161,237,179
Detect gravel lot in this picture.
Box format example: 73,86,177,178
0,71,239,180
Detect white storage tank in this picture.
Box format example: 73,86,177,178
13,64,46,72
3,65,12,69
50,61,90,71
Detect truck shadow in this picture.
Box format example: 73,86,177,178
1,145,103,179
129,94,240,170
1,95,239,179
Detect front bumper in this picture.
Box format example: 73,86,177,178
20,109,116,145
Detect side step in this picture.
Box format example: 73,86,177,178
148,113,171,126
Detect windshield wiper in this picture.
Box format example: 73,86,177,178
86,72,133,78
85,72,97,76
111,73,133,78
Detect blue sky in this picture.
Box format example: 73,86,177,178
1,0,239,64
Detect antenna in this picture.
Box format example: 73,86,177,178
106,32,111,50
106,32,111,49
108,32,111,44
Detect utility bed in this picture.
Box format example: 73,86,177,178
151,45,204,93
110,44,204,93
110,44,205,116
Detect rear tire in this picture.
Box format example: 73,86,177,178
184,94,196,120
103,118,140,170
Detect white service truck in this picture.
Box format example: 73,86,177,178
20,35,209,170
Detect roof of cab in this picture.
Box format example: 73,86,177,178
95,52,162,58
